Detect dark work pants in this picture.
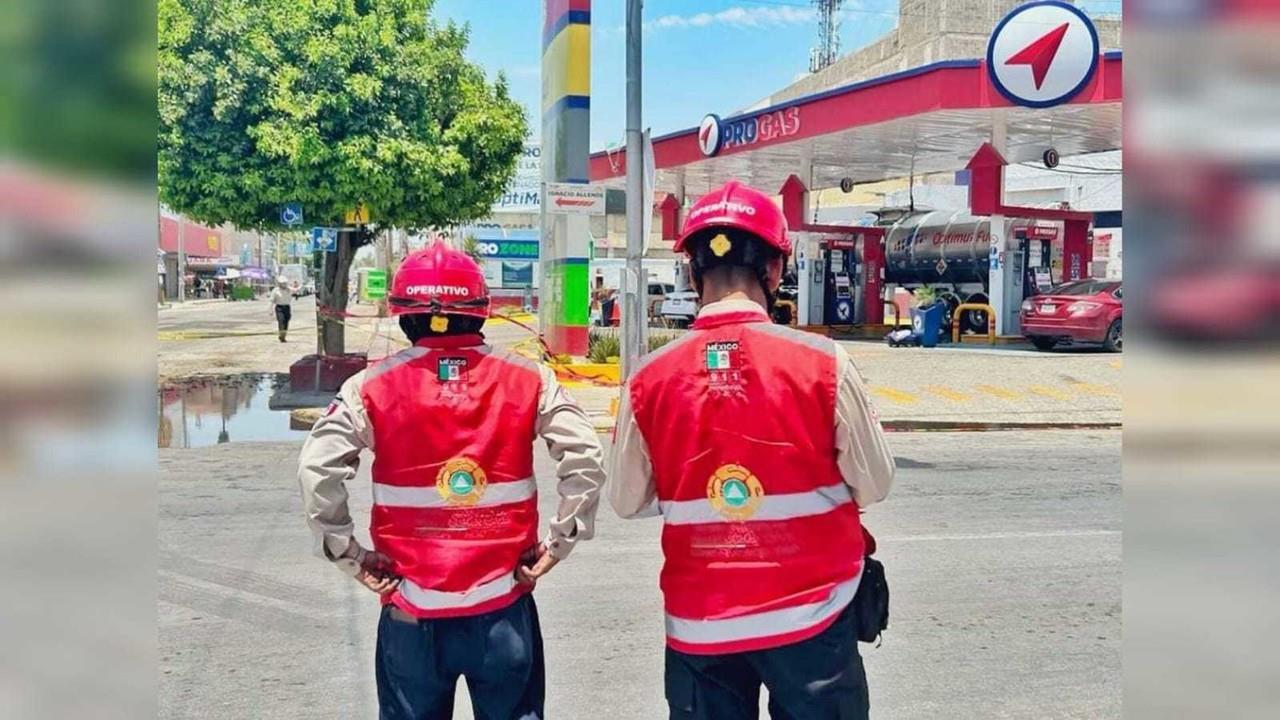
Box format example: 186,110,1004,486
274,304,291,331
375,594,545,720
665,601,869,720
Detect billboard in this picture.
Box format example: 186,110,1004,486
492,143,541,213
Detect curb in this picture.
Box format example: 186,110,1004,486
881,420,1120,432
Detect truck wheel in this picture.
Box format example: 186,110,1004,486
1031,336,1057,351
962,307,989,334
1103,319,1122,352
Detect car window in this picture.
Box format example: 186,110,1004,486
1113,286,1122,300
1051,280,1114,296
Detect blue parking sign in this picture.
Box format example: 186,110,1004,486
281,203,304,226
311,227,337,252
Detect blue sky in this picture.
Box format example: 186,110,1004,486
432,0,1122,151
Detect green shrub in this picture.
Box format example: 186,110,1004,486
648,333,676,352
588,330,620,363
912,286,939,308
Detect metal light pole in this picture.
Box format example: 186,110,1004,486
622,0,645,379
177,216,187,303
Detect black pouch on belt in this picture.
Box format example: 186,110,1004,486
851,527,889,644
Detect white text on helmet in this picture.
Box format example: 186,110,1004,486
404,285,471,297
688,200,758,220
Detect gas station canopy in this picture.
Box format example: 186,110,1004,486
590,54,1122,197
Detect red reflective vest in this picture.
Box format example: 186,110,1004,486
359,334,541,619
629,306,864,655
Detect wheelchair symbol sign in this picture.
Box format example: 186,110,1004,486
281,203,304,226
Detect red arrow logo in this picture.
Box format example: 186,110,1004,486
1005,22,1069,90
699,123,713,147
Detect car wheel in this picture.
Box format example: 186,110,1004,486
1103,319,1122,352
1030,336,1057,351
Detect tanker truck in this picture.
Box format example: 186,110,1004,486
878,208,1063,335
800,208,1063,333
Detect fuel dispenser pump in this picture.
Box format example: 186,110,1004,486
1018,229,1054,297
825,238,857,324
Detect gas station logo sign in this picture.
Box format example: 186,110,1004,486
986,0,1099,109
698,106,801,157
698,114,723,157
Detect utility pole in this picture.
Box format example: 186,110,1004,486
809,0,843,73
177,216,187,303
622,0,645,379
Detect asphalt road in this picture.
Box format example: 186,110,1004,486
159,430,1119,719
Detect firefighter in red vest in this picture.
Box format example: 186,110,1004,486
609,181,896,719
298,242,606,719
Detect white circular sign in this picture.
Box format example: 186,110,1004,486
987,1,1099,108
698,114,723,157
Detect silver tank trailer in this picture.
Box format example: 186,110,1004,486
884,210,1041,282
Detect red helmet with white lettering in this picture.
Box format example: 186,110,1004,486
676,180,791,257
388,242,490,319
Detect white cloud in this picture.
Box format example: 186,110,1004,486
644,6,816,32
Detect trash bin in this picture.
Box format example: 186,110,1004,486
910,303,944,348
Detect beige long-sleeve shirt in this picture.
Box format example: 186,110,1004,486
298,346,606,564
608,298,896,518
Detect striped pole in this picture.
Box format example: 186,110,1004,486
540,0,592,356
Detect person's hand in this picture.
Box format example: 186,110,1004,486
515,543,560,587
338,542,402,595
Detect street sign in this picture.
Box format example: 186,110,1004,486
365,269,387,299
311,227,338,252
546,183,606,216
282,203,304,226
345,204,371,225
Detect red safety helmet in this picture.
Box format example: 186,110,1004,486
675,180,791,257
388,242,490,319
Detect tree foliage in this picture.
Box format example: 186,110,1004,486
158,0,527,232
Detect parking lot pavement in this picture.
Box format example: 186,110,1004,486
839,340,1121,425
160,430,1120,719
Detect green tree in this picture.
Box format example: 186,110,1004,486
159,0,526,354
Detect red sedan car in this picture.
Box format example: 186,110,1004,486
1020,279,1123,352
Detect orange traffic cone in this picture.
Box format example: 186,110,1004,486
610,300,621,327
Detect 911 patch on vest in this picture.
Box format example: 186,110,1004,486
437,357,467,382
436,357,471,405
436,457,488,506
704,341,745,397
707,464,764,520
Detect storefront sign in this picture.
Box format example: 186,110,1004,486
473,239,540,260
493,143,541,213
698,106,801,157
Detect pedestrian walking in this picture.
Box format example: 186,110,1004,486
298,242,606,720
270,276,293,342
609,181,896,720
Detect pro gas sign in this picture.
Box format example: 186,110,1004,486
698,106,801,157
986,0,1099,109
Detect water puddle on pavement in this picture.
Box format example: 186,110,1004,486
158,373,307,448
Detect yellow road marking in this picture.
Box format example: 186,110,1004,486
925,385,971,402
1069,382,1119,397
976,384,1021,399
870,386,919,405
1027,385,1071,401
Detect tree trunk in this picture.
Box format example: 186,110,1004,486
319,230,356,356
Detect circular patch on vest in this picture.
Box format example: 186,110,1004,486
706,464,764,520
436,457,488,506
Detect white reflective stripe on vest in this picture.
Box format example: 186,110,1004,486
397,573,518,612
372,477,537,508
657,482,852,526
665,570,862,646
